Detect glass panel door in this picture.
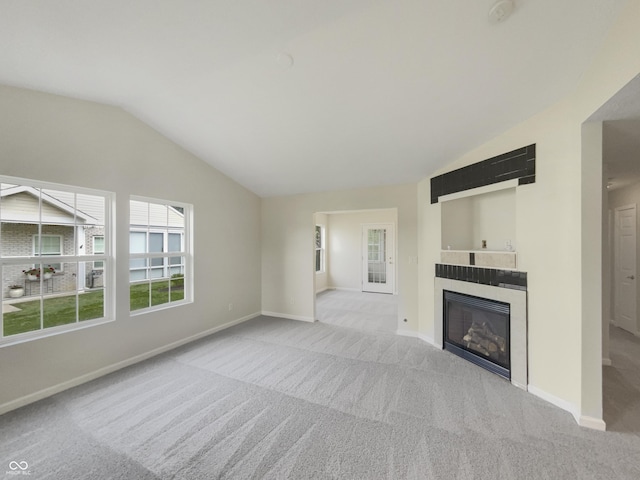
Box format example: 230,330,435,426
362,224,394,294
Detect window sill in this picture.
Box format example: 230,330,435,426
130,299,193,317
0,316,115,348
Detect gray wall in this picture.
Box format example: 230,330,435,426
0,85,262,410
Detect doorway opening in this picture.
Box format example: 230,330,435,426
313,209,398,333
586,73,640,433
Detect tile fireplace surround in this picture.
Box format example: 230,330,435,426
434,277,528,390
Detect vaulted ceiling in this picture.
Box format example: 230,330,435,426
0,0,628,196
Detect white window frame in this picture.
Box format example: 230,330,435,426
0,175,114,347
129,195,192,315
315,224,325,274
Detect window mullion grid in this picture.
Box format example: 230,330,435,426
1,177,113,343
147,202,152,307
165,208,169,281
73,193,79,324
38,187,43,331
0,192,2,338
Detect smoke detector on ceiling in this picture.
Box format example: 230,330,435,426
488,0,514,24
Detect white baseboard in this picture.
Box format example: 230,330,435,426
315,287,329,294
528,385,580,423
527,384,605,430
602,358,612,366
330,287,360,292
261,311,315,322
395,329,441,349
0,312,261,416
578,415,607,431
396,329,423,342
419,333,440,348
395,329,419,338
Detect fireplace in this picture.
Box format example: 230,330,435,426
443,290,510,380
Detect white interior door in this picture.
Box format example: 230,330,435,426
614,204,637,334
362,224,395,294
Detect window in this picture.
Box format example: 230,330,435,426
1,176,112,345
367,229,385,262
93,236,105,269
130,197,191,313
129,231,185,280
315,225,325,273
33,234,63,271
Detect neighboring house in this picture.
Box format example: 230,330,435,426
1,185,102,297
1,186,185,298
129,200,186,282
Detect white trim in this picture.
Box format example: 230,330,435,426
129,298,194,317
395,329,419,338
438,178,519,203
0,312,261,416
0,317,114,348
0,176,114,344
395,329,441,348
528,384,581,423
419,333,440,348
261,311,315,322
578,415,607,431
128,197,192,313
528,385,578,415
315,287,329,294
330,286,361,292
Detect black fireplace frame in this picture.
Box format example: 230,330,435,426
443,290,511,380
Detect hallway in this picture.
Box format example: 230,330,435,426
604,325,640,436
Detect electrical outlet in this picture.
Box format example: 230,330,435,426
228,303,233,311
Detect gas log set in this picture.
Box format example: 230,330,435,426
462,320,507,363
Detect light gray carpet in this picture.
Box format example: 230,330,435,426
2,316,640,479
316,289,398,333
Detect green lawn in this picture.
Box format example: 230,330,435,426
130,279,184,311
3,279,185,337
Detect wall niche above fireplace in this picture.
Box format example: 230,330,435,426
441,186,516,252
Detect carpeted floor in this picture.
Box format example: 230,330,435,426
316,289,398,333
1,316,640,479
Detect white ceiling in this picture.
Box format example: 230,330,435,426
0,0,628,197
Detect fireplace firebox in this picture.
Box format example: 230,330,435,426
443,290,510,380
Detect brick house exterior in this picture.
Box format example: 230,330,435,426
1,188,103,298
